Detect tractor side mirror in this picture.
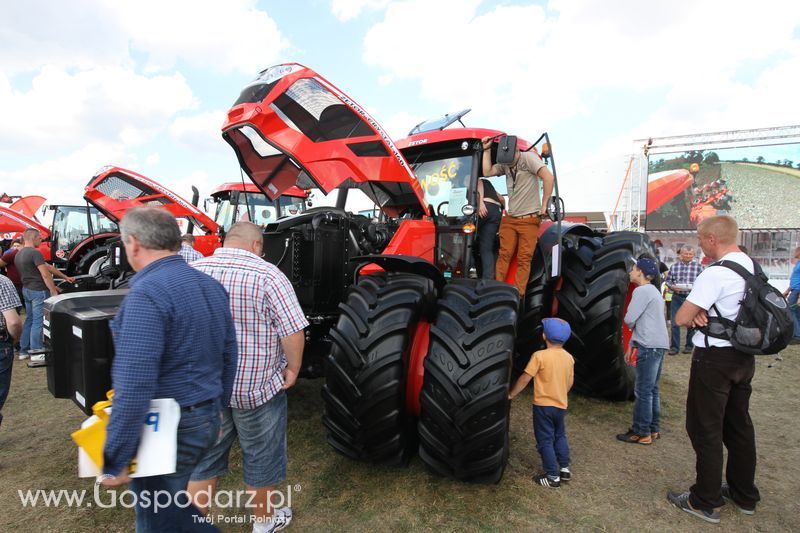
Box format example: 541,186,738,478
496,135,517,165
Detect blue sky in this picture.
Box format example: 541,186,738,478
2,0,799,212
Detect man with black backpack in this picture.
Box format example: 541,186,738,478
667,216,764,524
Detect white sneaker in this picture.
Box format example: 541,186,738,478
17,352,29,360
254,507,292,533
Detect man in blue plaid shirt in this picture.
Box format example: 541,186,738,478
0,273,22,429
665,246,703,354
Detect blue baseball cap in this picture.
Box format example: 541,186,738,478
542,318,571,344
636,257,659,279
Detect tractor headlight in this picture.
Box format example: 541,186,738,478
461,204,475,216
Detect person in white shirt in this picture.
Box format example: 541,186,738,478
666,216,760,524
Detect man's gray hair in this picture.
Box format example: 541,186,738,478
120,207,181,251
679,245,695,254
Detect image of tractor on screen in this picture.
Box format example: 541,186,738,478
646,143,800,230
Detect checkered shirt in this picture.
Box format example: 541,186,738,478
0,274,21,330
666,259,704,294
193,247,308,409
179,243,203,263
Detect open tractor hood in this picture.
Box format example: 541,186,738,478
221,63,427,217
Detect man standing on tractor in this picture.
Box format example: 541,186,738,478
665,246,703,355
481,136,554,294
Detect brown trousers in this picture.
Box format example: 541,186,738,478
495,215,540,294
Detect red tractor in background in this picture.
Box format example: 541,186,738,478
205,182,309,233
220,64,657,482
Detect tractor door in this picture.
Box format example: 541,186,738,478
408,144,479,278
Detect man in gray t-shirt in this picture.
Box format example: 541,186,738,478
617,257,668,446
14,229,71,359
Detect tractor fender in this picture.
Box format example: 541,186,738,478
67,232,119,268
353,254,445,300
537,221,595,257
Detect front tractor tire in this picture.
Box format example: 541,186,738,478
322,273,434,466
555,231,657,400
418,280,518,483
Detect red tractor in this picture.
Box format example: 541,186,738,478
220,64,657,482
205,182,309,233
45,63,656,483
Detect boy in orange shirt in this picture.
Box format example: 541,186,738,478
509,318,575,488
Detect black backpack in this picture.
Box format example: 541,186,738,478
701,259,793,355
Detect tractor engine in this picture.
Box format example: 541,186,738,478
260,207,395,376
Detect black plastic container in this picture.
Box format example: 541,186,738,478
43,290,127,415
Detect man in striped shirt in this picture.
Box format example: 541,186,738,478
189,221,307,533
665,246,704,354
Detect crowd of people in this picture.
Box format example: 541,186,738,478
0,191,786,529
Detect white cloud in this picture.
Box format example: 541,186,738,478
331,0,390,21
145,153,160,166
169,111,230,155
361,0,800,210
0,143,134,205
1,1,289,76
104,0,289,75
0,66,195,155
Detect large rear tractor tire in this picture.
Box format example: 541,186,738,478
418,280,518,483
322,273,434,465
555,231,657,400
514,249,551,374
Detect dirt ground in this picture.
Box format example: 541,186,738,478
1,335,797,532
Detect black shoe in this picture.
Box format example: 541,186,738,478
616,429,652,444
559,467,571,482
534,474,560,488
721,484,755,515
667,491,720,524
668,349,679,355
682,347,693,354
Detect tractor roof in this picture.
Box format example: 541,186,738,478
84,166,219,233
210,182,308,198
0,205,49,238
222,63,427,216
646,169,694,214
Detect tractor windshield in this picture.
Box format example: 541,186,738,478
412,155,472,216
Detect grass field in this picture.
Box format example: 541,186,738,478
1,335,797,532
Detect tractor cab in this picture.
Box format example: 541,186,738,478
47,205,117,271
207,182,309,233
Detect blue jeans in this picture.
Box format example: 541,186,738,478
632,347,665,437
129,401,221,533
787,289,800,338
21,287,49,354
532,405,570,478
192,390,288,487
670,293,694,350
0,336,12,427
477,203,502,280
